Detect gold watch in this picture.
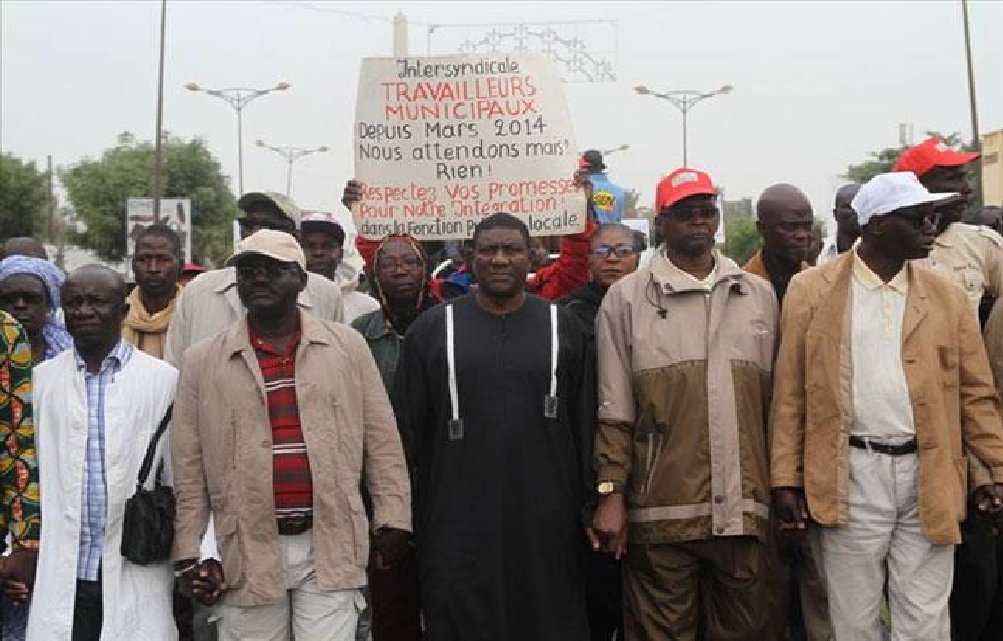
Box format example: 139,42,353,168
597,480,625,496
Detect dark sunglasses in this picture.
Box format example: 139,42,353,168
591,244,636,259
661,205,719,222
885,210,942,230
236,262,299,279
237,217,296,233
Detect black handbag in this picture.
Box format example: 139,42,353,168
121,405,175,565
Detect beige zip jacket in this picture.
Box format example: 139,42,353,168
595,249,779,544
172,312,411,606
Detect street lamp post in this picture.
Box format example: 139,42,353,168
634,84,733,167
185,81,291,194
601,143,630,156
255,140,329,196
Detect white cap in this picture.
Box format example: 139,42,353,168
851,172,959,226
225,229,306,270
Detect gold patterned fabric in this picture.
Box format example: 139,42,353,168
0,310,39,549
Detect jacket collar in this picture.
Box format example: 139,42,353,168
814,249,929,342
650,248,748,295
223,309,332,359
359,308,394,341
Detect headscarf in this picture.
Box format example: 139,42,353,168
0,255,72,360
370,235,436,335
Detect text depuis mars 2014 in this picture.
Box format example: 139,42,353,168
396,56,521,79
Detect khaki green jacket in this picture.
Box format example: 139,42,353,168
771,252,1003,545
595,250,779,544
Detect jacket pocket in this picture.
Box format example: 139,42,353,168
346,493,370,565
939,345,960,389
215,514,245,590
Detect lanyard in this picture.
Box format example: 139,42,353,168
444,302,560,440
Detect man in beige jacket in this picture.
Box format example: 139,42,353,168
771,172,1003,639
591,167,779,639
172,231,411,640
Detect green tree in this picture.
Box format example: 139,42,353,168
721,218,761,266
0,153,49,242
61,132,237,263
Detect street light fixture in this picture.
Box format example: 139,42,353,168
602,143,630,156
255,140,329,196
185,81,291,194
634,84,733,166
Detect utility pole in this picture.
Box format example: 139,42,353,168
962,0,982,208
393,12,408,56
152,0,168,220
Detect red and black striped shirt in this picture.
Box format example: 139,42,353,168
248,321,313,519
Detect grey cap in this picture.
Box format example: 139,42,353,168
237,191,302,228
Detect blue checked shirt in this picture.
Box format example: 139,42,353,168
75,340,134,581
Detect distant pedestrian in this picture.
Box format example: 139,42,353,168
124,224,182,358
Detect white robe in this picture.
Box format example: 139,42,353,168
27,348,179,640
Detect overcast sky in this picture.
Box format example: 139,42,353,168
3,0,1001,234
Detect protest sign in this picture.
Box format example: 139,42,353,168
125,199,192,275
353,53,586,240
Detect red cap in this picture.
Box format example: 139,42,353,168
655,167,718,211
182,262,206,274
893,136,980,177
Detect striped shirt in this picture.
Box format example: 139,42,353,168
248,321,313,519
75,340,134,581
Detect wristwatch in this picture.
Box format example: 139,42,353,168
597,480,626,496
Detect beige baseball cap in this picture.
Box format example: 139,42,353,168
237,191,302,228
225,229,306,270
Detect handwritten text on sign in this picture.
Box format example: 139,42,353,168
353,54,584,240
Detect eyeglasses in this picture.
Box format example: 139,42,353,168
375,255,423,272
236,262,299,280
237,217,296,233
885,210,942,230
591,244,636,259
661,205,719,222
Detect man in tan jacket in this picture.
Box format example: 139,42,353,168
172,230,411,640
590,167,779,639
771,172,1003,639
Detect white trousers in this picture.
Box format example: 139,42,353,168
216,532,365,641
812,447,954,641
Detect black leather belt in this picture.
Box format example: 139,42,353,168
849,436,917,456
276,514,312,535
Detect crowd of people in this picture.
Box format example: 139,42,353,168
1,137,1003,641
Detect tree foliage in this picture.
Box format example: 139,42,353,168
0,153,48,242
61,132,237,263
720,218,761,266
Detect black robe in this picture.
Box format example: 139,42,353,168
394,293,593,641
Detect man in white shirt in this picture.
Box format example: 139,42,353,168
771,172,1003,639
27,265,178,640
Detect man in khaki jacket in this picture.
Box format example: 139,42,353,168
771,172,1003,639
172,231,411,640
591,168,779,639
